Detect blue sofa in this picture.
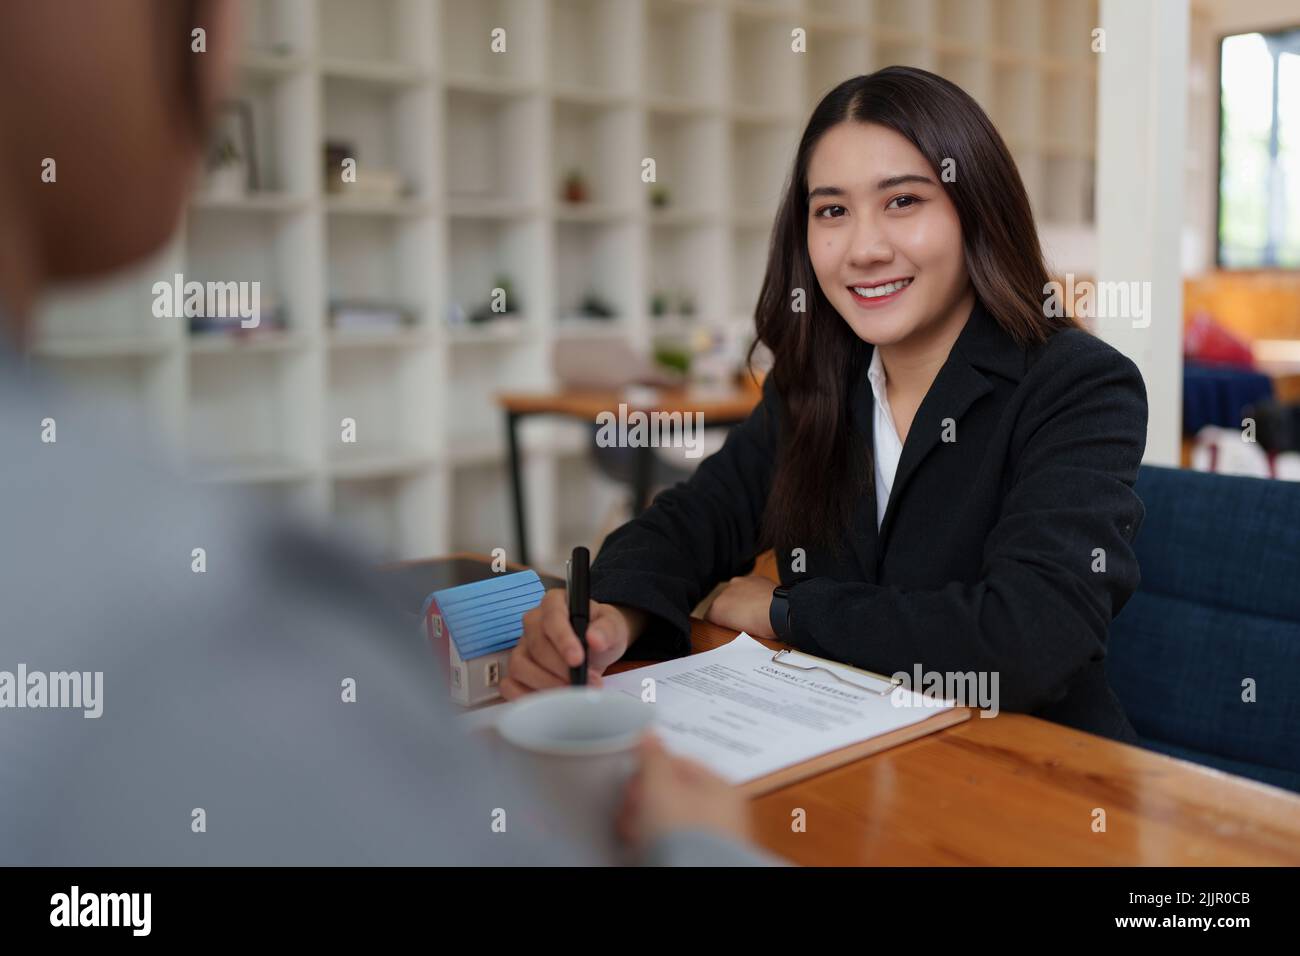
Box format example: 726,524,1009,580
1106,465,1300,793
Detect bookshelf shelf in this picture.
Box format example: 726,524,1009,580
320,58,432,87
31,0,1100,569
328,328,436,350
324,196,436,217
555,318,631,339
550,85,637,110
444,316,537,345
187,332,309,354
31,336,175,361
191,191,312,214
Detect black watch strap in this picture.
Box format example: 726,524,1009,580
769,585,793,640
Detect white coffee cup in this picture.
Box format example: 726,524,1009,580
496,687,655,861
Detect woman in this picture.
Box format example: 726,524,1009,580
504,67,1148,744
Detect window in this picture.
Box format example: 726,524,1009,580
1218,26,1300,268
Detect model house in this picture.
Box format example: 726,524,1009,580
424,569,545,706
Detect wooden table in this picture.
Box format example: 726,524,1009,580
496,383,761,564
406,555,1300,865
615,618,1300,866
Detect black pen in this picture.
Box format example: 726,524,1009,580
567,546,590,686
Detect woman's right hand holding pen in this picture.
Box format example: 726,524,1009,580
501,590,646,699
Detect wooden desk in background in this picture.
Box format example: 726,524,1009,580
399,555,1300,866
496,383,761,565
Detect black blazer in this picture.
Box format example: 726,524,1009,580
589,299,1149,743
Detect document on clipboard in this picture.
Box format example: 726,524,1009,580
601,633,970,794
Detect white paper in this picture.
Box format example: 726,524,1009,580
601,633,956,784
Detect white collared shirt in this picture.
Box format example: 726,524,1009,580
867,346,903,529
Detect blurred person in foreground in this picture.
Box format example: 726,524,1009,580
0,0,771,866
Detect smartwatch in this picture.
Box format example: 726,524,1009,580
769,585,794,641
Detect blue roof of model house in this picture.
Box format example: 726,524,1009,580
423,569,546,660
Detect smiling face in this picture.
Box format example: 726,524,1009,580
805,121,973,350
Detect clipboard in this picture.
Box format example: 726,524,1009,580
735,645,973,797
467,641,974,797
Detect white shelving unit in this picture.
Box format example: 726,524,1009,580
31,0,1100,571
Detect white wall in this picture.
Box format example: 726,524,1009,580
1096,0,1189,467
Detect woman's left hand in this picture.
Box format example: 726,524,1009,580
704,573,778,638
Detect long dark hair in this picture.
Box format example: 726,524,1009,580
750,66,1079,554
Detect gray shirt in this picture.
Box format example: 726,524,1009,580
0,343,773,866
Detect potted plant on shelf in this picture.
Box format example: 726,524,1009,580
577,292,617,320
653,342,691,376
563,168,588,204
